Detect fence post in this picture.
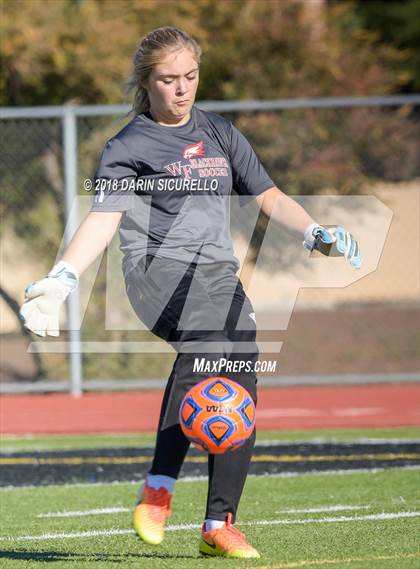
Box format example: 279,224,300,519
62,104,83,397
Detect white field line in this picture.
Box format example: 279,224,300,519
249,512,420,526
2,511,420,542
0,475,207,491
249,465,420,479
1,465,419,491
37,507,130,518
276,505,371,514
38,503,371,519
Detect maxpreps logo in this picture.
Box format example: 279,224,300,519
183,141,205,159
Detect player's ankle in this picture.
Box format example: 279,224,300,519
204,518,225,532
146,474,176,494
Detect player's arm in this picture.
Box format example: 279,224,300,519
255,186,315,236
19,211,122,337
61,211,122,275
256,186,361,269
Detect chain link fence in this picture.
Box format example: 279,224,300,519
1,97,419,393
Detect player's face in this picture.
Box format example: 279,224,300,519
146,48,199,125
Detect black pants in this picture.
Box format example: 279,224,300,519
125,255,258,521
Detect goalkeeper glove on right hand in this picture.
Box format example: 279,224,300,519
19,261,79,337
303,224,362,270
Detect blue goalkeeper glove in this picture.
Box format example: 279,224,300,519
303,224,362,269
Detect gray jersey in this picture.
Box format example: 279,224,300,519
91,105,275,275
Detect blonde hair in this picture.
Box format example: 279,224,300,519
128,26,201,115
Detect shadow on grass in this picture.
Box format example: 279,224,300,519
0,549,199,562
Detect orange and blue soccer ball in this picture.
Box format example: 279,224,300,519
179,377,256,454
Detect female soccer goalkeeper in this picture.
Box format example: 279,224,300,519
20,26,361,559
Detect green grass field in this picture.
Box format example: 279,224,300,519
1,428,419,568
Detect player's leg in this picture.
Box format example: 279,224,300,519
206,273,258,516
149,360,190,479
198,268,260,558
132,359,190,545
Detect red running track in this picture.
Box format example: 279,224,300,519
1,383,419,436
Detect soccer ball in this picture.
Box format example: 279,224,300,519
179,376,256,454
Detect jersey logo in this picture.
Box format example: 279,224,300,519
183,141,205,159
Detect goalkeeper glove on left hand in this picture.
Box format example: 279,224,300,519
303,223,362,269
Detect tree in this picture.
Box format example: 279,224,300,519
354,0,420,92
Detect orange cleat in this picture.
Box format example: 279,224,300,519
133,482,172,545
199,513,260,558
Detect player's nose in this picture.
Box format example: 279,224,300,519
175,78,188,94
